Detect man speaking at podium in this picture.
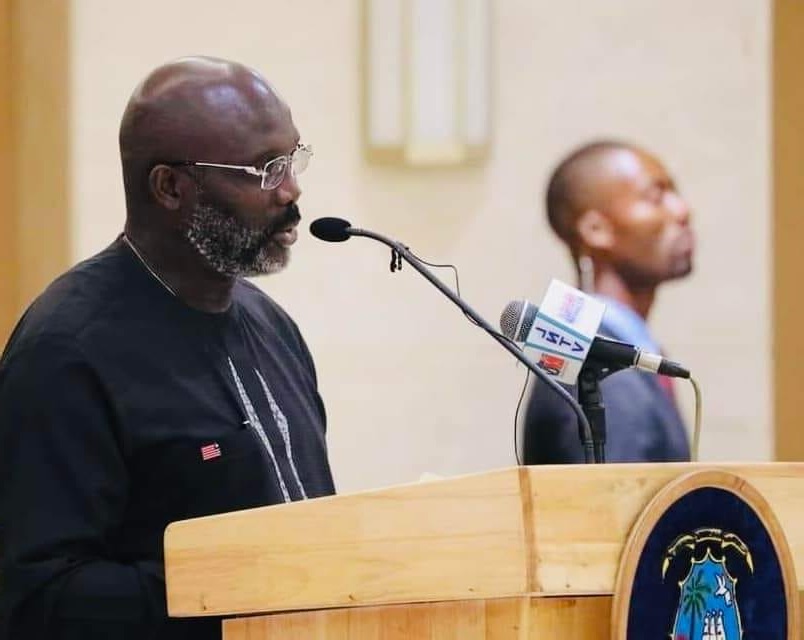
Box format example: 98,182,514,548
522,141,694,464
0,57,335,639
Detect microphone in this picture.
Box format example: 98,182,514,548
499,299,690,379
309,217,597,463
310,217,352,242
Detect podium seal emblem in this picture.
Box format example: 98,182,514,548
611,470,799,639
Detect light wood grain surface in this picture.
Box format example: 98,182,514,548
165,463,804,618
221,596,612,640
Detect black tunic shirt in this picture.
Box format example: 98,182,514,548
0,238,335,639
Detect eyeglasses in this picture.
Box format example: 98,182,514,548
167,143,313,190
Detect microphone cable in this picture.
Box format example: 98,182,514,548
395,247,534,464
689,376,702,461
512,370,531,465
402,248,521,350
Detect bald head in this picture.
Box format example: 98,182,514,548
116,56,306,294
545,141,639,249
119,56,291,208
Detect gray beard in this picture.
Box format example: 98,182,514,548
185,203,289,277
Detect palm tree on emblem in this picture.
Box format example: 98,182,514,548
681,572,710,640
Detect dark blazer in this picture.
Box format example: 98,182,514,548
520,319,690,464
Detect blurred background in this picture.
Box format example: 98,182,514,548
1,0,802,494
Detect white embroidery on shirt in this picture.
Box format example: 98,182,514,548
254,368,307,499
227,357,291,503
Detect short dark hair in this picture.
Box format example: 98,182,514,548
545,140,634,247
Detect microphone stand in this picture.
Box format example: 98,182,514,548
577,361,608,464
346,225,596,464
576,357,631,463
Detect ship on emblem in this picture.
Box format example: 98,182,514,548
662,528,753,640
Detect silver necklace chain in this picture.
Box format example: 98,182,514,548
122,234,177,297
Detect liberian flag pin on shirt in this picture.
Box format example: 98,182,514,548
200,442,221,461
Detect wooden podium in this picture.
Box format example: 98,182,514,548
164,463,804,638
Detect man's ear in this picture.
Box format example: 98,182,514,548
576,209,614,252
148,165,185,211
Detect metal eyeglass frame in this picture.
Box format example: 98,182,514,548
166,143,312,190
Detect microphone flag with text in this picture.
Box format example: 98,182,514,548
499,280,690,384
501,280,606,385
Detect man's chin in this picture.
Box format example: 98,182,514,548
667,258,693,281
236,246,291,277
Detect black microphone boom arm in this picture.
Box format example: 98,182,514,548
340,223,596,464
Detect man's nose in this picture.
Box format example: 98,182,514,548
275,169,302,205
667,191,691,226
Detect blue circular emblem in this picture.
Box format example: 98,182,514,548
612,470,798,639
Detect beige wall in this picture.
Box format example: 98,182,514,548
70,0,771,493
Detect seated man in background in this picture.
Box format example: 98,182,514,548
0,56,335,639
522,140,694,463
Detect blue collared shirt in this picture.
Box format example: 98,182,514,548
597,296,660,352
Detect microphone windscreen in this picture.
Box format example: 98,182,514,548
499,300,539,342
309,217,352,242
499,300,525,340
